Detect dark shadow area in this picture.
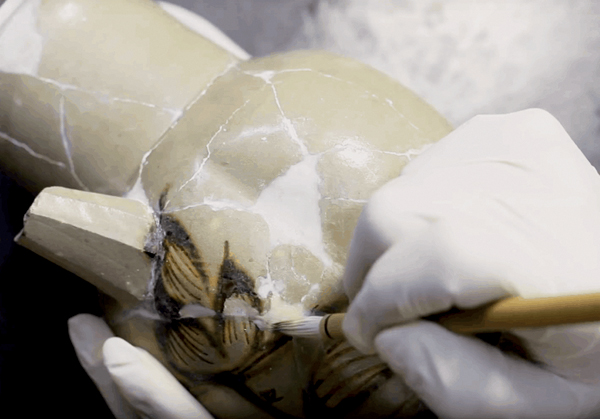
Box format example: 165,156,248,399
0,173,112,418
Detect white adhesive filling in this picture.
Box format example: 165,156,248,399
125,177,151,206
222,297,259,318
262,294,306,324
0,0,43,75
335,141,374,168
251,154,333,267
257,273,310,324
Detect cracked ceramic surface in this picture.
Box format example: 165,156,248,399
0,0,237,194
136,49,449,418
3,0,452,417
141,50,450,315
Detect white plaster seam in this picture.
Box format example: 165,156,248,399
36,76,180,116
163,98,251,210
131,60,239,191
322,197,368,203
162,199,247,215
380,143,433,160
0,130,66,168
256,67,422,133
242,70,309,156
59,95,89,190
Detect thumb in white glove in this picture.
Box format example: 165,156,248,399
343,109,600,419
68,314,214,419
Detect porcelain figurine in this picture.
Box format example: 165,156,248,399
0,0,452,417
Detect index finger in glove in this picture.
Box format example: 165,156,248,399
375,321,600,419
343,223,512,354
343,182,435,302
68,314,138,419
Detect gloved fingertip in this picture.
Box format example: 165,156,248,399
103,337,138,368
343,308,376,354
69,314,115,370
373,321,460,399
374,322,429,380
68,313,112,339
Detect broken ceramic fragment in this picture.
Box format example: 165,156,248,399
1,0,452,417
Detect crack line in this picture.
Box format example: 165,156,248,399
162,198,248,215
129,60,239,194
163,98,251,210
243,70,309,156
59,95,89,190
256,68,422,133
322,197,368,204
380,143,432,161
0,130,66,168
36,76,180,116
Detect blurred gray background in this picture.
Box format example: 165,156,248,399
168,0,600,169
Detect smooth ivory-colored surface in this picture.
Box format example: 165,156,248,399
0,0,237,194
18,186,156,305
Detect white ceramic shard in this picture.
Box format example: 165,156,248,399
17,187,156,305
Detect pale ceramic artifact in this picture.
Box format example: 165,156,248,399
0,0,453,417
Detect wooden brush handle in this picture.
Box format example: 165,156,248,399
323,292,600,339
434,293,600,334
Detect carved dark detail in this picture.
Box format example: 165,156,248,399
153,214,285,378
310,341,390,407
259,388,284,404
215,241,262,313
152,210,426,417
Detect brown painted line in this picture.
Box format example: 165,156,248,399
165,252,206,300
169,245,206,290
163,264,188,301
173,328,214,365
236,337,291,376
321,345,356,368
180,320,225,358
324,339,344,355
321,363,388,408
178,324,211,357
166,334,190,367
172,328,200,361
313,354,372,397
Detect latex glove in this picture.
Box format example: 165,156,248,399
343,109,600,419
68,314,214,419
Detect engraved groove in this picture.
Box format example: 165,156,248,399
173,326,215,365
314,355,372,397
166,333,191,367
324,364,389,408
237,336,291,376
179,324,212,357
171,328,201,362
164,250,209,304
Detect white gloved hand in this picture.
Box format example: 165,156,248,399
343,109,600,419
68,314,214,419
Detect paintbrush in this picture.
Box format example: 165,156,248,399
272,292,600,340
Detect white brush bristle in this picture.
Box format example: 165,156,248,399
273,316,322,337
